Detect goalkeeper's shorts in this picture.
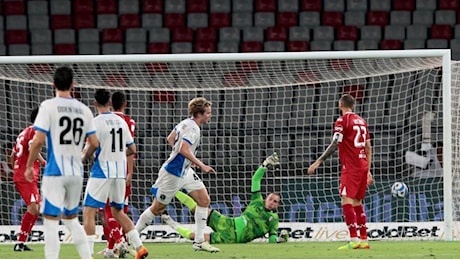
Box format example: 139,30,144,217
208,210,237,244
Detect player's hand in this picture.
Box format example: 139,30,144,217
307,161,321,175
201,165,216,174
24,167,34,183
367,171,374,186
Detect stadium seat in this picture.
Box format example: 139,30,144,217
300,0,322,11
5,1,25,15
455,24,460,38
164,13,186,28
241,41,264,52
218,41,239,52
233,0,254,12
324,0,345,11
196,28,217,42
333,40,355,50
427,39,448,48
188,0,208,13
143,0,163,13
264,41,285,51
390,11,411,25
172,27,193,42
50,0,71,15
346,0,368,11
27,1,48,15
322,12,343,27
142,13,162,28
54,43,77,55
254,12,276,28
187,13,209,29
392,0,415,10
406,25,428,39
357,40,379,49
50,15,72,30
435,10,456,25
148,42,170,53
384,25,406,40
360,25,382,40
430,24,452,39
30,29,52,44
287,41,309,51
336,26,358,41
412,10,433,25
439,0,459,9
28,15,50,30
289,26,310,41
277,12,298,27
78,42,100,54
119,14,141,30
344,11,366,26
148,28,170,42
6,15,27,30
210,13,231,28
299,12,320,26
255,0,277,12
6,30,28,45
78,28,99,43
210,0,231,12
74,13,96,29
102,43,123,54
278,0,299,12
119,0,139,14
8,44,30,55
416,0,437,10
379,39,402,49
367,11,389,26
370,0,391,11
126,28,147,42
97,0,118,14
97,14,118,29
54,29,75,44
266,26,288,41
313,26,335,41
243,27,264,41
171,42,192,53
101,28,123,43
125,42,146,54
219,27,241,41
194,41,217,52
73,0,94,14
451,39,460,60
310,40,332,50
165,0,186,13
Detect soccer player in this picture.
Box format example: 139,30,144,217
161,153,288,244
98,91,136,258
307,94,374,250
24,66,97,259
82,89,148,259
135,97,219,252
9,107,46,252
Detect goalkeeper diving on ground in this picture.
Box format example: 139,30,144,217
161,152,289,244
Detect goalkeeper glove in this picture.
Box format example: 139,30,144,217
276,230,289,243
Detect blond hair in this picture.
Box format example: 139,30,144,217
188,97,212,116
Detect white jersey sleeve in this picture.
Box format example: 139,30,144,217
91,113,134,179
34,97,96,177
163,118,201,177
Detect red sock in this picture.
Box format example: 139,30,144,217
342,204,358,239
354,205,368,240
107,217,123,243
103,225,114,249
18,212,37,242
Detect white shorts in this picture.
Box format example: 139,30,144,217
83,178,126,209
40,175,83,217
151,167,205,204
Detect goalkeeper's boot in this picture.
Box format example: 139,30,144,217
161,214,180,229
192,241,220,253
359,241,370,249
338,241,361,250
135,245,148,259
263,152,280,167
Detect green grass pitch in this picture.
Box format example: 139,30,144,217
1,241,460,259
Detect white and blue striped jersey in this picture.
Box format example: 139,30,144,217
34,97,96,177
91,112,134,179
163,118,201,177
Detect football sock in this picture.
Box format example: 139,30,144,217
125,229,143,250
62,218,91,259
175,191,197,212
18,212,37,242
43,218,60,259
177,226,193,240
86,234,96,256
135,209,155,233
342,204,358,239
194,206,208,243
354,205,368,240
107,217,123,243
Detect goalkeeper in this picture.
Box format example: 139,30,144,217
161,152,289,244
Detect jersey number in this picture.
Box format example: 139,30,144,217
59,116,84,145
110,128,124,152
353,125,367,148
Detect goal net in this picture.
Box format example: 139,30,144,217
0,50,456,243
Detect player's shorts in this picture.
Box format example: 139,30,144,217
83,178,126,209
40,175,83,217
151,167,205,205
339,170,368,200
14,181,40,205
208,210,237,244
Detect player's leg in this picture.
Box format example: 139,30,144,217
161,214,194,240
14,181,40,251
354,173,370,249
338,176,360,250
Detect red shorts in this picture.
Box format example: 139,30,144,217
339,170,368,200
15,181,40,205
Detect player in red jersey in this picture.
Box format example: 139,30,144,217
98,91,136,258
8,107,46,252
308,94,374,250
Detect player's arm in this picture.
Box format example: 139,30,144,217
25,131,46,182
307,134,339,175
251,166,267,193
126,143,136,157
365,139,374,186
8,149,15,170
82,134,99,163
167,129,177,147
179,140,216,173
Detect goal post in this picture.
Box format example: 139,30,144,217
0,49,456,243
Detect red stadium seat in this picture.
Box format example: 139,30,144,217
194,41,217,53
392,0,415,10
5,1,24,15
431,25,452,39
74,13,96,29
224,71,247,86
172,27,193,42
337,26,358,41
322,12,343,27
148,43,170,53
153,91,175,102
145,62,169,73
241,41,263,52
266,26,288,41
300,0,322,11
255,0,277,12
51,15,72,30
237,61,259,72
330,59,353,71
97,0,117,14
143,0,163,13
287,41,309,52
367,11,389,26
439,0,459,10
54,44,77,55
28,64,52,74
188,0,208,13
6,30,28,45
104,73,127,87
74,0,94,14
380,39,402,49
297,70,318,82
102,28,123,43
343,85,364,102
277,12,298,27
209,13,231,28
119,14,141,30
164,13,186,28
195,28,217,42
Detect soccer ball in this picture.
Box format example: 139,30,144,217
391,182,408,198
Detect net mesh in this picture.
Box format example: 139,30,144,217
0,54,456,240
